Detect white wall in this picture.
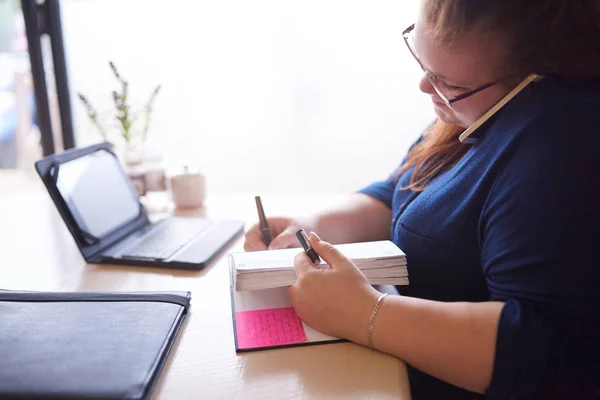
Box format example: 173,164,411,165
61,0,434,194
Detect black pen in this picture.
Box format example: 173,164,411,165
255,196,272,247
296,229,321,264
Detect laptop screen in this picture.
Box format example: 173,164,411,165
56,149,141,239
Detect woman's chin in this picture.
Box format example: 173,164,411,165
433,103,459,125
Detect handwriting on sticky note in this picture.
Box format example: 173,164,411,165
235,307,307,349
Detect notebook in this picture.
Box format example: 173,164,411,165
230,282,344,352
229,241,408,352
231,240,408,291
0,290,191,400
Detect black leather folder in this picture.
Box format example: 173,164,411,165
0,290,191,399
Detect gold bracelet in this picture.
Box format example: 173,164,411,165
367,292,389,350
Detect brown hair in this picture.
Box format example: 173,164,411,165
400,0,600,191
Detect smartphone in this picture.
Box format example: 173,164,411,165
459,73,543,144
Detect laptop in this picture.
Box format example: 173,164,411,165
35,142,244,270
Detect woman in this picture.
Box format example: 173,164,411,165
244,1,600,398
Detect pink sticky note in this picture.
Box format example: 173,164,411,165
235,307,307,349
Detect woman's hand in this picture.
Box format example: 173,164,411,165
287,232,380,344
244,217,313,251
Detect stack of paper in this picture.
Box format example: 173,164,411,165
231,240,408,291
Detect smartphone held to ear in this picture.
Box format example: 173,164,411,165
459,74,543,144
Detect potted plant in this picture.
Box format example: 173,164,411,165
77,61,161,167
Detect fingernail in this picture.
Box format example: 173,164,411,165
309,231,320,241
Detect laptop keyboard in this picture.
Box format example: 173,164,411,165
122,218,211,260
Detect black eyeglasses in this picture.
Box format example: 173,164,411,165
402,23,501,107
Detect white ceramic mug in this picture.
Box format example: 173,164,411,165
169,167,206,209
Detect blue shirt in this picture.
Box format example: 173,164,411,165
359,77,600,400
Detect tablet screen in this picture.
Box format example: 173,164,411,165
56,149,141,239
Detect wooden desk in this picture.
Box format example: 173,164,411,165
0,170,411,400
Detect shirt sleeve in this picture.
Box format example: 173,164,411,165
357,174,397,209
481,104,600,399
358,135,424,208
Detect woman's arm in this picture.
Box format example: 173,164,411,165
289,234,504,394
365,297,503,394
245,193,392,250
312,193,392,244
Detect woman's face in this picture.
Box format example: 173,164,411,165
413,20,513,128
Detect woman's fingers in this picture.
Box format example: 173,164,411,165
244,217,304,251
309,232,350,269
293,251,314,276
269,226,300,249
243,225,268,251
